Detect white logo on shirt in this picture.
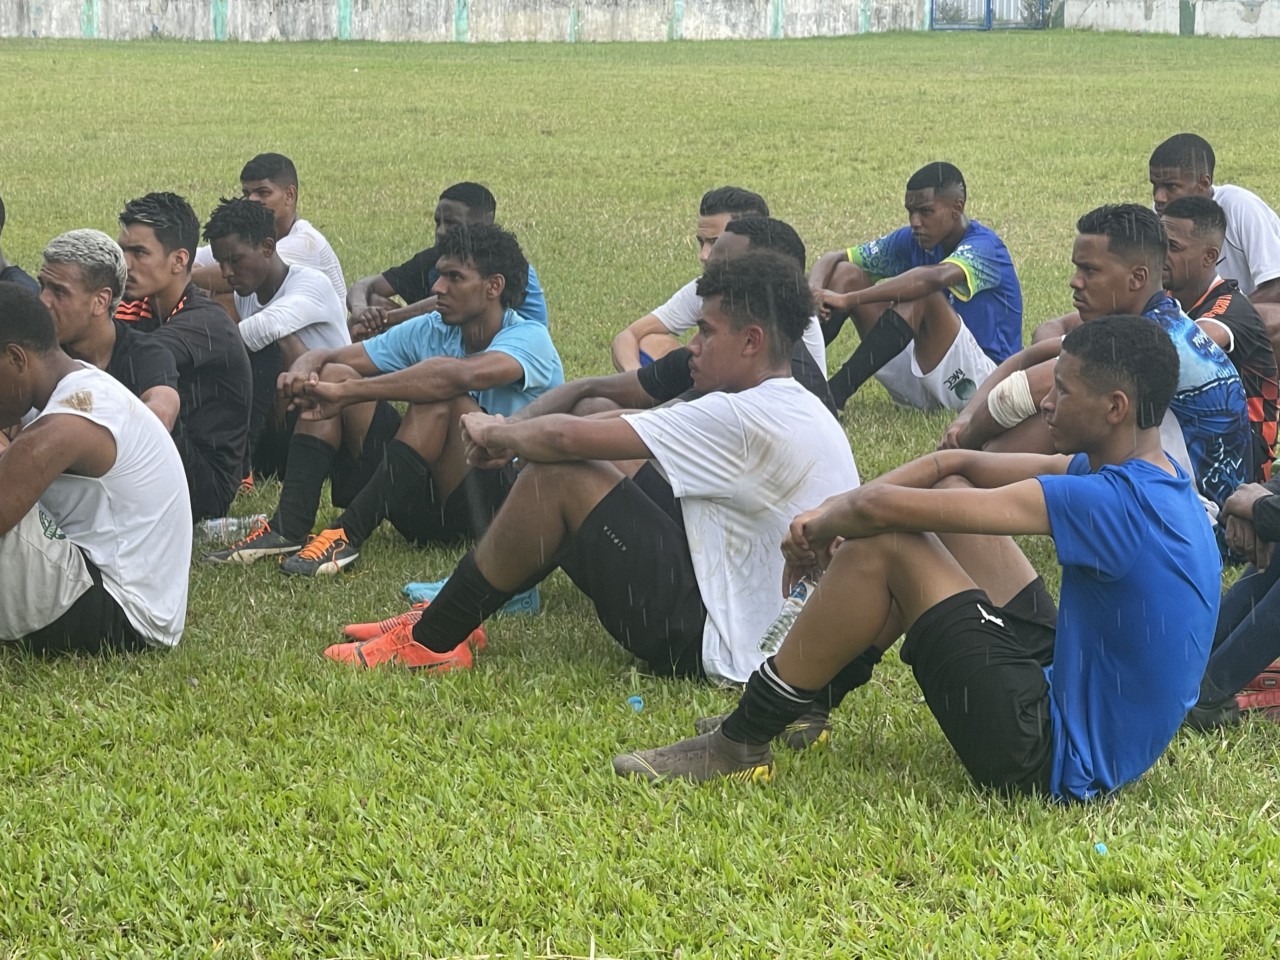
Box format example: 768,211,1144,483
976,604,1005,628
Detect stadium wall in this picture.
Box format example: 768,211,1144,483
0,0,931,42
1063,0,1280,36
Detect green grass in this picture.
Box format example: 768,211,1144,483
2,31,1280,958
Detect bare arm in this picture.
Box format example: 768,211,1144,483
140,384,180,432
0,414,116,536
462,411,652,464
610,313,670,373
509,371,657,423
940,338,1063,449
820,262,966,313
345,273,398,314
808,249,849,291
1250,277,1280,305
192,264,230,295
1031,311,1082,344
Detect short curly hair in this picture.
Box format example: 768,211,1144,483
435,223,529,311
696,249,813,365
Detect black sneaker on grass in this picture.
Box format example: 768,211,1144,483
1182,698,1242,732
612,730,774,784
693,706,832,750
279,527,359,577
203,519,302,564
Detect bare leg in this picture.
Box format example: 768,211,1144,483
638,332,682,364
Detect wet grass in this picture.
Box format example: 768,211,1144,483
1,30,1279,958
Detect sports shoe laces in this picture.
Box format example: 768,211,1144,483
297,528,347,562
230,517,274,549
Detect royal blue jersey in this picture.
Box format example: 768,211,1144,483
1039,454,1219,801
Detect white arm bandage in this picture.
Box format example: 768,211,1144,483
986,370,1038,429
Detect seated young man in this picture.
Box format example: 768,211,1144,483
1149,133,1280,305
205,223,563,576
115,192,254,521
39,229,180,430
345,182,548,339
0,194,39,294
0,283,191,653
1186,479,1280,730
616,315,1220,801
1162,195,1279,480
203,197,350,480
810,162,1022,412
610,186,778,372
324,250,858,679
943,204,1249,517
193,152,346,306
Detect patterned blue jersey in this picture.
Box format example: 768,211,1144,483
848,219,1023,362
1144,292,1250,510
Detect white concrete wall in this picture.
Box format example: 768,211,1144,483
1064,0,1280,35
0,0,926,42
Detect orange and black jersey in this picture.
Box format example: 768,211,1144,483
1186,277,1279,480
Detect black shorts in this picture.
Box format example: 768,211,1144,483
171,430,239,522
899,579,1058,795
388,462,517,546
22,556,150,657
331,400,403,508
557,464,706,678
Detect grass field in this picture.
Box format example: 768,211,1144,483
2,30,1280,958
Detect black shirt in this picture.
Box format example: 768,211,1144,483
106,319,179,400
0,264,40,294
381,247,442,304
117,285,252,496
637,342,838,416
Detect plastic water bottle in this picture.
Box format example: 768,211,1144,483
194,514,268,544
757,577,817,654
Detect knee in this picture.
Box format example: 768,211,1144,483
934,474,974,491
830,261,873,292
570,397,620,417
318,362,362,384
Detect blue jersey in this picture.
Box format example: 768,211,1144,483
362,308,564,417
1143,293,1250,510
848,219,1023,362
1039,455,1219,801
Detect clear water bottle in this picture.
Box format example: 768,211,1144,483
757,576,817,654
194,514,268,544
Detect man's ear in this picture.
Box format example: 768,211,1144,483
1130,262,1149,291
284,183,298,207
1106,388,1132,425
92,286,114,318
171,247,191,276
743,323,766,356
260,236,277,258
1203,241,1222,271
486,272,506,302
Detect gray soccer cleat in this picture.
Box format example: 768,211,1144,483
612,730,774,784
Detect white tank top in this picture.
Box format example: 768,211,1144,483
33,364,192,646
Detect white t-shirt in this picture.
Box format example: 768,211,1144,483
196,217,346,303
235,263,351,354
652,278,827,374
31,364,192,646
623,377,859,682
1212,184,1280,297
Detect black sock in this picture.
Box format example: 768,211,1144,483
820,309,849,347
411,552,514,652
827,308,915,410
335,439,428,548
817,646,884,711
273,434,338,542
721,657,820,745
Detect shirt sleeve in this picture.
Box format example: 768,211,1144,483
193,245,215,269
622,392,748,500
942,234,1003,302
236,270,339,353
516,263,549,327
1038,460,1145,580
636,347,695,402
361,313,442,374
381,248,439,304
1231,193,1280,289
847,228,913,281
118,335,180,396
650,279,702,334
485,321,563,392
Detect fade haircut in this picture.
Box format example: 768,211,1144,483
1062,314,1178,429
42,229,128,309
439,182,497,217
0,282,58,353
1163,195,1227,243
119,192,201,263
699,186,769,220
240,153,298,188
1149,134,1215,179
723,216,807,269
906,162,966,199
1076,203,1168,277
435,223,529,310
202,196,277,247
696,249,813,365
